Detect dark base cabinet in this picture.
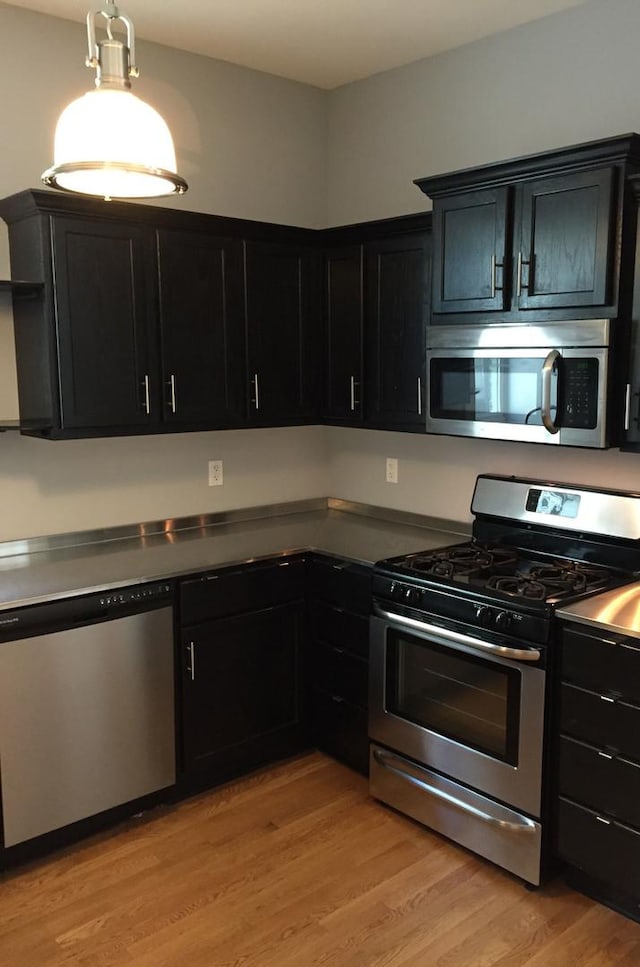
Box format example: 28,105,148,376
305,555,372,776
178,557,309,791
555,621,640,923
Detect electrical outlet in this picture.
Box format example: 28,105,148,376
208,459,223,486
386,457,398,484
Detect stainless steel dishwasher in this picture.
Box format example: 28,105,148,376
0,581,176,848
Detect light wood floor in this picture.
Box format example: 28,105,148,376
1,752,640,966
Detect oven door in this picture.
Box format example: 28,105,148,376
369,608,546,817
427,345,608,448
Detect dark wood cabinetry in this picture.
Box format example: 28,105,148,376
555,621,640,921
0,190,320,438
305,554,371,775
323,246,364,422
178,557,308,788
416,134,640,325
157,230,246,427
322,215,431,432
244,241,322,424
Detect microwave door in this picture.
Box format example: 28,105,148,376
428,348,560,445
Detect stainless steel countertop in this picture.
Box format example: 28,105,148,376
0,499,470,612
557,581,640,640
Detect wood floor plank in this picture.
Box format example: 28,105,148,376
0,752,638,967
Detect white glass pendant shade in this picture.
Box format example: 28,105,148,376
45,88,186,199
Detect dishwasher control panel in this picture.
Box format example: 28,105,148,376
99,583,172,608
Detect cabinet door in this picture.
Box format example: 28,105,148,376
181,602,305,777
245,240,321,423
365,232,430,429
431,187,509,315
323,245,363,422
157,230,245,427
51,216,157,429
516,168,615,310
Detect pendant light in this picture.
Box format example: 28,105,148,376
42,2,187,200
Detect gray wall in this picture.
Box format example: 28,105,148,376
325,0,640,523
0,3,328,540
2,0,640,539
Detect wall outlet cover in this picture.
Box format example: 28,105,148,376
208,460,223,486
386,457,398,484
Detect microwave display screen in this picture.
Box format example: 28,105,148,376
525,488,581,518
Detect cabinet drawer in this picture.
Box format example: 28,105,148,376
561,626,640,704
560,682,640,760
309,601,369,660
557,796,640,897
559,735,640,829
180,557,306,624
309,687,369,776
308,640,368,709
309,556,371,616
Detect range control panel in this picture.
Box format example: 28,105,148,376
98,583,172,608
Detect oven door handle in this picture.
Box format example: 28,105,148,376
373,748,537,834
373,605,541,662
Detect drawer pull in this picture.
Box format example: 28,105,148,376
620,641,640,654
600,695,615,703
598,751,614,760
596,816,611,825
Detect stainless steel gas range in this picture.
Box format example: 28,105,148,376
369,475,640,885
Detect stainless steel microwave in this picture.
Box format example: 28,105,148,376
426,321,611,448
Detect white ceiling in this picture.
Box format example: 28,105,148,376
4,0,590,89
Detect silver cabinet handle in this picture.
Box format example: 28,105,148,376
373,748,537,834
490,253,496,299
142,374,150,415
516,252,523,297
350,376,360,411
417,376,422,416
625,383,632,431
373,604,541,662
252,373,260,411
186,641,196,681
168,374,177,414
541,349,561,435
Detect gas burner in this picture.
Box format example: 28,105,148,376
409,544,519,578
486,576,548,601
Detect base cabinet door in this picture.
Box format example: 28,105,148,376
306,556,371,775
181,602,306,780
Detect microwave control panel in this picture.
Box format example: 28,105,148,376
561,359,598,429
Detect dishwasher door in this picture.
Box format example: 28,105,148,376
0,604,175,848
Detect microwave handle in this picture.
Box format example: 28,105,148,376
541,349,561,434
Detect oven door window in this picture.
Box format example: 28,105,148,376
386,631,521,764
430,355,557,427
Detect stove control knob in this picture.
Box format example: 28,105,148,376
474,605,492,626
495,611,512,631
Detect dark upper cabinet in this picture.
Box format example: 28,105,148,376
431,187,508,314
416,134,640,324
323,245,364,422
157,230,245,427
365,231,430,430
516,168,614,311
321,214,431,433
244,240,322,424
51,216,157,430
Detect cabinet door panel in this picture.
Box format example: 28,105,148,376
561,626,640,705
245,241,321,422
51,217,155,429
560,682,640,762
181,603,304,775
324,246,363,421
432,188,508,314
559,735,640,829
365,233,430,429
557,797,640,897
157,230,245,426
517,168,614,309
